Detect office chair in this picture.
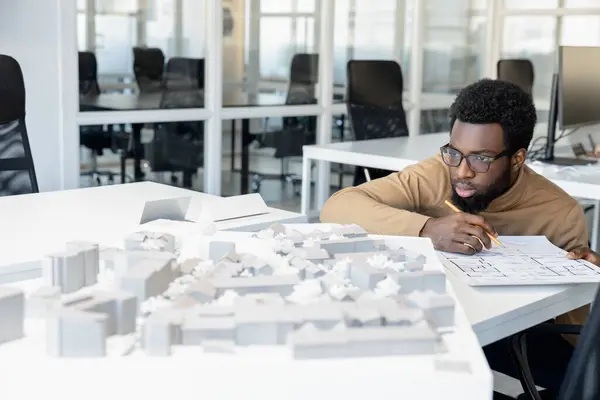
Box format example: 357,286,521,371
251,53,319,194
163,57,204,91
133,47,165,92
509,286,600,400
78,51,100,96
78,52,131,185
144,86,204,188
0,54,38,196
346,60,408,186
497,59,535,96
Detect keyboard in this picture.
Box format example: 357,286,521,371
438,239,600,286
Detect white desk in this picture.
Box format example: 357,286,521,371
301,134,600,346
0,182,305,283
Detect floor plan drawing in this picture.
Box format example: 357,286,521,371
440,236,600,286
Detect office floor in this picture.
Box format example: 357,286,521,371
80,130,528,399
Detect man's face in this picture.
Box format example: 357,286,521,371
447,120,513,214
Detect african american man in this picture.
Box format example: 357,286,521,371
320,79,589,397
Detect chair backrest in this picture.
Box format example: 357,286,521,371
285,53,319,106
558,287,600,400
0,54,38,196
163,57,205,91
133,47,165,92
346,60,409,140
497,59,535,96
78,51,100,96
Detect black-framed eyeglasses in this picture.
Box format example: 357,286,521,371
440,144,510,173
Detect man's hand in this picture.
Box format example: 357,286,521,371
567,247,600,266
419,213,496,255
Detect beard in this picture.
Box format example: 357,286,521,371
451,167,512,214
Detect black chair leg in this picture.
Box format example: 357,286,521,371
509,334,543,400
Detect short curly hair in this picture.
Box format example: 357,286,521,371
449,79,537,155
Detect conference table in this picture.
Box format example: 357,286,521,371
301,132,600,346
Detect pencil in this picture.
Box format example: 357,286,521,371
444,200,504,247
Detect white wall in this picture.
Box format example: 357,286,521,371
0,0,79,192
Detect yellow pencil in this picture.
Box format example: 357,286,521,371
444,200,504,247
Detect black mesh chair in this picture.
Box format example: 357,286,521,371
144,88,204,188
79,51,100,96
0,54,38,196
163,57,204,91
252,53,319,194
497,59,535,96
346,60,408,186
78,51,126,184
133,47,165,92
509,286,600,400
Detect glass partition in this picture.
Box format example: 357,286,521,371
223,0,319,107
78,0,207,111
422,0,487,95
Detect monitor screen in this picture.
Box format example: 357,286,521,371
559,46,600,129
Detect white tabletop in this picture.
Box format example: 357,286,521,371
0,198,492,400
302,134,600,345
304,133,600,201
0,182,305,282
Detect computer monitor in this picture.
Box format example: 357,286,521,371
559,46,600,129
542,46,600,165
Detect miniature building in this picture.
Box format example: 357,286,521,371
288,247,330,263
333,224,369,238
141,311,183,356
407,291,455,328
315,238,377,255
0,286,25,345
67,290,138,335
112,250,176,277
45,290,138,357
180,316,236,345
209,241,236,262
66,241,100,286
124,231,176,253
289,324,441,359
349,264,387,290
42,241,99,294
234,305,295,345
116,253,178,301
26,286,61,318
211,275,300,297
46,308,107,357
389,270,446,294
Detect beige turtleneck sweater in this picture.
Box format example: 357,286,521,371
320,155,590,334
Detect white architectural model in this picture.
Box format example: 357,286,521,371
136,223,455,359
4,223,458,363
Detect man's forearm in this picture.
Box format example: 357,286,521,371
319,188,431,237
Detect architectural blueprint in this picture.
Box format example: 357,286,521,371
439,236,600,286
